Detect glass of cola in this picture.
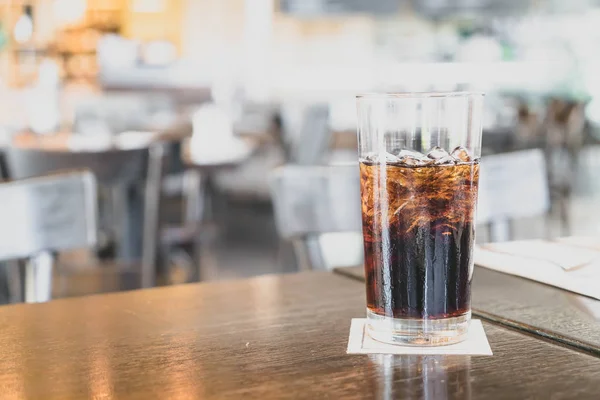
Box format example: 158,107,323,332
356,92,484,346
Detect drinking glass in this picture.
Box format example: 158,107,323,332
356,92,484,346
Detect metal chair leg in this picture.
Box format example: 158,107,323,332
25,251,54,303
184,169,204,225
111,184,128,259
6,260,23,303
141,144,165,289
293,236,326,271
183,169,206,282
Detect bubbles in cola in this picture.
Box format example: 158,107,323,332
360,147,479,319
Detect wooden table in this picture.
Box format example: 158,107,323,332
0,271,599,399
335,265,600,356
11,130,186,152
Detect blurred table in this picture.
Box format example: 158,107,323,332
0,271,598,399
335,265,600,356
11,130,188,152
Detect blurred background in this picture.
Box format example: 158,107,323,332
1,0,600,303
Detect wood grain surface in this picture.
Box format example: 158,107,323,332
335,265,600,356
0,272,599,399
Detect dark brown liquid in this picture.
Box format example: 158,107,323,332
360,160,479,319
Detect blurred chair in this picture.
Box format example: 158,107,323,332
477,148,550,242
280,104,331,165
542,98,587,236
4,145,164,288
269,164,362,270
0,170,97,303
5,147,147,184
514,100,543,149
270,151,550,269
0,152,8,179
174,104,257,281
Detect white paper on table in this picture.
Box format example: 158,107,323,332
347,319,492,356
481,240,599,271
556,236,600,252
475,242,600,300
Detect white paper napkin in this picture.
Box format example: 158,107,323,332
556,236,600,252
475,240,600,300
347,319,492,356
480,240,599,271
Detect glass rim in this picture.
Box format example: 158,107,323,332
356,91,485,99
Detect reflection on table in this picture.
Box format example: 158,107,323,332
0,271,598,398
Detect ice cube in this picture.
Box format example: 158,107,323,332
383,152,400,163
363,152,400,164
427,146,455,165
427,146,450,160
397,149,430,166
398,149,425,158
450,146,473,163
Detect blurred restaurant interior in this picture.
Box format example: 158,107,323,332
1,0,600,303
